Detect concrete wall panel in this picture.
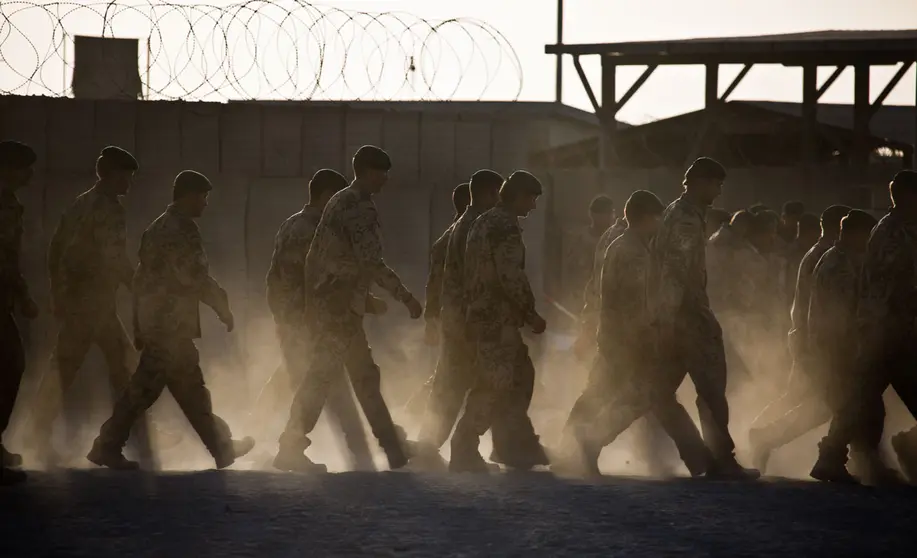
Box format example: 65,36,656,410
180,103,221,176
220,103,262,175
136,102,182,172
262,106,303,178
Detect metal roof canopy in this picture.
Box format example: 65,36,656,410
545,30,917,169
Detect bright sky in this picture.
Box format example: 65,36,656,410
1,0,915,124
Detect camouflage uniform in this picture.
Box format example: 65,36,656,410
450,205,543,466
30,186,136,448
93,204,238,464
264,205,372,469
579,218,627,333
0,188,28,449
280,184,413,466
567,229,710,476
651,194,736,461
563,225,604,309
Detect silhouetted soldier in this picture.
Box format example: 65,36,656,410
555,190,710,478
651,157,758,479
784,213,820,306
274,146,423,472
87,170,255,470
747,205,850,472
29,146,140,465
262,169,374,471
778,201,806,247
412,171,502,468
449,170,547,473
705,208,731,240
804,210,878,483
564,195,615,308
0,141,38,486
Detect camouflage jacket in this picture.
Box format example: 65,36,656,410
133,204,229,341
706,225,762,314
856,209,917,341
598,228,653,354
564,224,605,305
423,224,453,325
304,183,410,318
0,188,29,312
788,237,833,344
808,245,862,357
265,205,323,326
441,205,484,333
651,194,711,322
464,204,537,332
580,219,627,331
48,185,134,316
784,238,813,306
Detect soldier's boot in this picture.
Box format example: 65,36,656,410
214,437,256,470
273,436,327,473
406,442,448,472
0,466,27,486
810,442,859,485
891,429,917,484
501,441,551,472
747,427,773,475
0,444,22,468
704,453,761,481
449,450,498,474
856,452,905,487
86,439,140,470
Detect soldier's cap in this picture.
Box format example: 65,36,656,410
589,195,615,214
352,145,392,172
840,209,878,233
798,213,820,234
99,145,139,172
749,209,779,235
821,204,852,228
624,190,664,221
729,209,753,228
499,170,542,199
0,140,36,169
452,182,471,212
311,168,348,191
891,170,917,193
469,169,504,190
173,170,212,199
782,200,805,217
684,157,726,182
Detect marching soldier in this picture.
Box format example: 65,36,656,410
564,195,615,309
87,170,255,470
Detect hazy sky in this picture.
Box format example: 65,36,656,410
2,0,916,123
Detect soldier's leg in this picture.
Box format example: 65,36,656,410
0,312,26,468
491,343,545,470
29,319,92,453
417,338,471,451
886,344,917,483
162,339,247,469
325,369,374,471
342,325,406,469
558,354,610,450
651,395,711,477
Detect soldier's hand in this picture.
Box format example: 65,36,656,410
424,320,440,346
531,314,547,334
20,297,39,320
366,296,388,315
405,296,423,319
221,310,235,333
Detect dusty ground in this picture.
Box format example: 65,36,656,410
3,469,916,557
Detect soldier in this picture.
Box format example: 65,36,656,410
29,146,141,465
651,157,758,479
86,170,255,470
778,201,806,246
0,141,38,486
803,210,878,483
449,170,548,473
555,190,710,479
261,169,374,471
784,213,820,307
821,171,917,484
564,195,615,308
403,183,471,420
705,208,731,240
412,171,503,468
747,205,850,472
274,145,423,473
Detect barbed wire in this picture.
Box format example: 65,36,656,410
0,0,524,101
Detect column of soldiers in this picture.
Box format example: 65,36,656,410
3,135,917,486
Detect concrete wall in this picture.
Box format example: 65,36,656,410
0,95,561,369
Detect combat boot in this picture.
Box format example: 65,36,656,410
273,437,327,473
449,450,499,474
891,429,917,484
0,466,27,486
86,439,140,470
214,437,256,469
0,444,22,468
406,443,448,472
704,454,760,481
810,439,859,484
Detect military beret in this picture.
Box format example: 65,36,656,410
352,145,392,172
452,182,471,212
0,140,36,169
821,205,852,228
589,195,615,214
309,168,348,199
685,157,726,182
500,170,543,199
99,145,139,171
782,200,806,217
172,170,212,199
840,209,878,233
623,190,664,221
891,170,917,193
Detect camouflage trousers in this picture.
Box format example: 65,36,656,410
450,325,541,463
0,311,25,439
30,310,134,447
269,323,372,469
280,311,402,456
97,337,233,460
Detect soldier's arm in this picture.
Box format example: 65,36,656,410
423,229,450,323
657,215,704,317
807,264,855,350
493,224,538,325
0,206,30,306
93,203,135,289
172,224,230,318
346,203,412,302
46,213,67,302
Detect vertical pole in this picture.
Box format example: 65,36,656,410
802,64,818,164
853,63,871,171
600,56,616,170
704,63,719,108
146,37,152,100
555,0,564,103
913,65,917,169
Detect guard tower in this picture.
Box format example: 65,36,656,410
545,30,917,170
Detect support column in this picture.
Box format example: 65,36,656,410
802,64,818,164
853,63,871,171
705,63,719,108
600,56,617,170
913,65,917,169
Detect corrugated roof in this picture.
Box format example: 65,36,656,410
738,100,914,144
